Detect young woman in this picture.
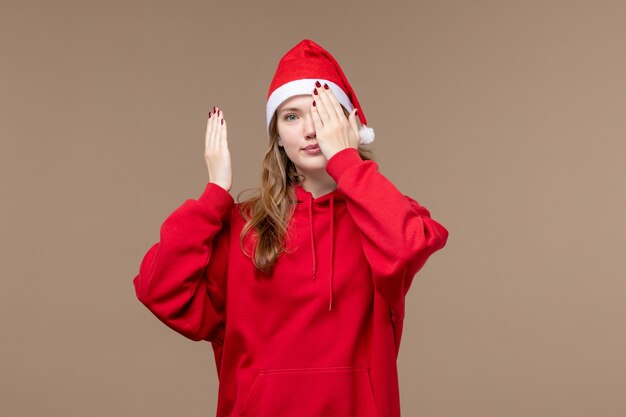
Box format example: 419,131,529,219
133,39,449,417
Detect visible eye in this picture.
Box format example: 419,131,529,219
284,113,298,121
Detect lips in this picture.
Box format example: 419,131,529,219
303,144,319,150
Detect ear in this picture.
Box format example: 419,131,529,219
277,136,283,147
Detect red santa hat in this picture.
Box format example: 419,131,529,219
266,39,375,145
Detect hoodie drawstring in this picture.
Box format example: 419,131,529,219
329,194,334,311
308,200,316,279
304,189,335,311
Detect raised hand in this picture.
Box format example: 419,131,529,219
310,81,360,160
204,106,232,192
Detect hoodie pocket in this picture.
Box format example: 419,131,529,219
238,366,379,417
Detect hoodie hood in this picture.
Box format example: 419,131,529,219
293,183,346,311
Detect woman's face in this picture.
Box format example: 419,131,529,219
276,94,327,174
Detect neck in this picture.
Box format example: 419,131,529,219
297,169,337,199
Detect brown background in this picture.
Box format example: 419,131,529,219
2,1,625,416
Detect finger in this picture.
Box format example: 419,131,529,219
318,83,341,121
349,108,360,138
214,108,224,150
313,85,330,123
320,83,344,121
209,107,219,152
205,106,215,150
311,96,324,131
204,110,213,149
220,114,228,149
216,108,223,150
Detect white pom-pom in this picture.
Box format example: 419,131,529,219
359,125,375,144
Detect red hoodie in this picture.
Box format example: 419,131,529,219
133,147,449,417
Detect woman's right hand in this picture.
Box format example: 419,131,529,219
204,106,232,192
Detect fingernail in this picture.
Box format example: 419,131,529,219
315,81,321,88
218,110,220,116
323,83,329,90
221,119,224,125
313,100,316,107
355,109,358,117
208,112,211,118
313,88,318,95
213,106,216,113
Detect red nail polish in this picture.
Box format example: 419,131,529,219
208,112,211,118
313,100,316,107
221,119,224,125
323,83,329,90
213,106,216,113
355,109,358,117
313,89,318,95
315,81,321,88
218,110,220,116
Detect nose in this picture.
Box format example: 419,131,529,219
304,113,316,138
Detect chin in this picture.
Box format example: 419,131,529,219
296,159,327,172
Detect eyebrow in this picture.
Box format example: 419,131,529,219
279,107,303,114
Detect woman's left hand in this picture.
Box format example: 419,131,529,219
311,81,360,160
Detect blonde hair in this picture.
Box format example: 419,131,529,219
235,106,375,275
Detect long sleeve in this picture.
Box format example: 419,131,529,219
133,182,234,343
325,148,449,323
